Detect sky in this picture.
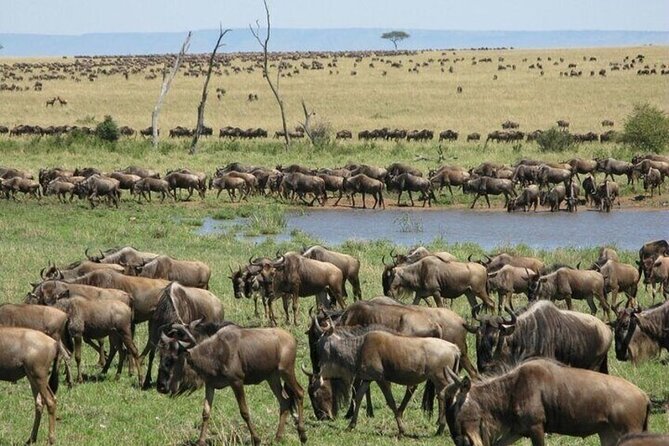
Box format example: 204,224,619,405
1,0,668,35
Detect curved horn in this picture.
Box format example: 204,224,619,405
248,256,255,265
85,247,93,260
467,254,473,262
484,254,492,263
55,268,64,280
502,307,517,325
389,247,396,259
160,332,173,344
275,249,282,259
576,261,581,270
40,266,47,279
308,306,315,318
312,315,323,336
382,255,392,267
300,363,314,378
471,303,484,321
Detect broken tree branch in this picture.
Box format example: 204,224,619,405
152,31,191,148
190,25,231,155
299,100,316,144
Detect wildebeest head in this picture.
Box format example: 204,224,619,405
465,306,517,372
526,273,551,301
156,324,202,395
612,305,640,362
301,364,335,420
444,373,480,446
121,261,144,276
229,266,247,299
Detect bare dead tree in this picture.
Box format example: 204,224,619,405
151,32,191,148
299,100,316,144
190,25,231,155
250,0,290,149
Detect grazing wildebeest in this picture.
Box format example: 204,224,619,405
342,174,385,209
140,282,223,389
463,176,516,208
302,245,362,301
157,321,307,446
230,257,272,318
466,301,612,374
385,255,495,310
507,185,540,212
250,253,346,325
613,302,668,364
444,359,650,446
316,322,460,436
123,255,211,289
528,267,611,320
0,327,60,445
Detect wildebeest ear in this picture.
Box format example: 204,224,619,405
188,319,203,331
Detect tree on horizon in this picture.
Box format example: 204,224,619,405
381,31,410,49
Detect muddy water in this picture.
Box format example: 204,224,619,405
199,209,668,250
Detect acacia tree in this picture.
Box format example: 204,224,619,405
381,31,410,50
250,0,290,149
151,32,191,147
190,25,231,155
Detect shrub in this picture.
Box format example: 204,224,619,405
620,103,669,153
95,115,120,142
537,127,573,152
309,119,333,147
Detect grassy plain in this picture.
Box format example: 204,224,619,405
0,45,668,445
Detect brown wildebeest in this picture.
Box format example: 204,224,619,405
41,259,124,281
463,176,516,208
132,178,172,203
613,302,668,364
637,240,669,286
85,246,159,265
386,172,436,207
157,321,307,446
592,259,640,307
316,323,460,436
0,327,60,445
444,359,650,446
140,282,223,389
210,174,248,201
486,264,537,311
301,245,362,301
479,252,544,274
0,176,41,200
429,165,470,195
164,171,205,200
230,257,272,318
467,301,612,374
616,433,669,446
507,185,540,212
342,173,385,209
45,179,75,202
123,255,211,289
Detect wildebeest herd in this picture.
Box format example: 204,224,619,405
2,240,668,445
1,152,666,211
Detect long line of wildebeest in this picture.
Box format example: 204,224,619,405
2,240,668,445
1,152,667,212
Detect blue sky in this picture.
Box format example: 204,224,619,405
1,0,668,34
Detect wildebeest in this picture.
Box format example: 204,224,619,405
486,265,537,311
123,255,211,289
280,172,326,206
642,167,663,197
528,267,611,320
45,179,75,202
387,172,435,207
649,255,669,301
164,171,205,201
41,259,124,281
385,255,495,310
86,246,160,266
565,157,597,177
467,301,612,374
140,282,223,389
511,164,541,186
0,327,60,445
538,164,572,188
439,129,458,141
479,252,545,274
386,163,422,178
613,302,668,364
316,322,460,436
230,257,272,318
316,173,346,205
342,174,385,209
637,240,669,286
302,245,361,301
157,321,307,446
616,433,669,446
109,172,141,191
507,185,540,212
594,180,620,212
463,176,516,208
596,158,635,184
250,253,346,325
592,259,640,307
429,165,470,195
132,178,171,203
74,175,120,208
444,359,650,446
121,165,160,179
210,174,248,201
0,176,41,200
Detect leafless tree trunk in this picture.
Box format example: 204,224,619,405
190,26,231,155
299,100,316,144
250,0,290,149
152,32,191,148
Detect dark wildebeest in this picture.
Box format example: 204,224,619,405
123,255,211,289
315,322,460,436
642,167,663,197
386,163,422,178
302,245,362,301
140,282,223,389
507,185,540,212
109,172,141,192
342,174,385,209
0,176,41,200
637,240,669,287
230,257,272,318
157,321,307,446
596,158,635,184
466,301,612,374
582,174,597,205
486,265,538,311
385,255,495,310
565,158,597,178
634,159,669,181
74,175,120,208
463,176,516,208
164,171,205,201
0,327,60,445
316,173,346,205
280,172,326,206
132,178,171,203
594,180,620,212
528,267,611,320
387,172,436,207
511,164,541,186
250,253,346,325
537,164,572,188
444,359,650,446
613,302,668,364
347,164,388,181
45,179,75,202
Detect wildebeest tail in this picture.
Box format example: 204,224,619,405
643,400,651,431
421,381,435,418
49,348,60,395
62,320,74,354
283,382,298,415
331,378,350,418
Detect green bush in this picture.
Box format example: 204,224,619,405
621,103,669,153
537,127,573,152
95,115,120,142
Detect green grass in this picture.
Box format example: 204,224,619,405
0,197,667,446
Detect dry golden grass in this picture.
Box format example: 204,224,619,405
1,46,668,135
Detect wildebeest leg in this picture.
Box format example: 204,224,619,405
361,191,367,209
185,187,194,201
291,293,300,326
74,335,83,383
27,380,44,445
347,379,370,431
397,190,402,206
278,367,308,443
100,334,121,378
58,342,73,388
350,276,362,301
196,384,215,446
267,373,290,442
397,385,417,415
83,338,106,367
28,374,57,445
470,193,481,209
484,193,491,208
119,328,141,386
266,295,279,326
565,296,573,311
379,191,385,209
333,190,342,206
231,381,261,446
141,344,155,390
376,380,405,436
350,192,356,208
408,190,415,207
527,424,546,446
432,292,444,307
